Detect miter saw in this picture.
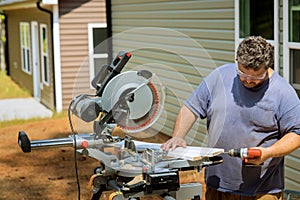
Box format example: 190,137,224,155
18,51,223,200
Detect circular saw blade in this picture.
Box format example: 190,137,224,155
102,71,164,134
115,82,160,132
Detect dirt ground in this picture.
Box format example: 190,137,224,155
0,117,171,200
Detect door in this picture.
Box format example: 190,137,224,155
31,21,40,100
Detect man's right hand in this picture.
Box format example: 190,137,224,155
161,136,187,151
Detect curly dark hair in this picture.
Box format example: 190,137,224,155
236,36,274,70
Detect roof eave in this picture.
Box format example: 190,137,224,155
0,0,41,11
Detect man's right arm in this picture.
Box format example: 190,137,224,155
161,105,197,151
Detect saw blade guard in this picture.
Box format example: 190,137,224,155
101,70,165,136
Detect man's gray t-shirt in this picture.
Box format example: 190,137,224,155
185,63,300,196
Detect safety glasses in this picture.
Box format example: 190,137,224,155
236,68,267,80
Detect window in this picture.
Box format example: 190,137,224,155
20,22,31,74
237,0,279,71
239,0,274,39
291,49,300,85
288,1,300,95
289,1,300,43
88,23,108,84
40,24,50,85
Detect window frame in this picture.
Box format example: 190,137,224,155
88,23,108,87
283,1,300,88
20,22,32,74
40,23,50,86
235,0,279,72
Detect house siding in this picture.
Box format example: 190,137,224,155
279,0,300,192
111,0,235,146
285,149,300,191
59,0,106,109
5,8,55,109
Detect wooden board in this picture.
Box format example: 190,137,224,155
167,146,224,161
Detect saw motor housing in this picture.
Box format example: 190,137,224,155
70,51,164,138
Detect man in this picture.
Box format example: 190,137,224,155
161,36,300,200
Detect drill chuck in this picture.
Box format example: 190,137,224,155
227,148,261,159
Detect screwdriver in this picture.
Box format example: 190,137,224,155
224,148,262,159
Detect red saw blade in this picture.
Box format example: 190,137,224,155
116,82,160,133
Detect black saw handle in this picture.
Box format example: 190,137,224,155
94,51,131,96
18,131,31,153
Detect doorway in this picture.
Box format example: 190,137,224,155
31,21,40,100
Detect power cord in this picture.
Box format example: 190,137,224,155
68,100,81,200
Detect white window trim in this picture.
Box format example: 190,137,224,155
40,23,50,86
234,0,279,72
20,22,32,75
88,23,108,87
283,1,300,84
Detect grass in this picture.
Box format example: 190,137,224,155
0,70,68,128
0,70,31,99
0,112,68,128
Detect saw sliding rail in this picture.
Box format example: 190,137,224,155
30,137,73,149
18,131,75,152
18,131,111,153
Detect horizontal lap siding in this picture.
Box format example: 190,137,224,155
279,0,300,192
285,147,300,191
59,0,106,109
111,0,235,146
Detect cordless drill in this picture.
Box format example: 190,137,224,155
225,148,262,159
